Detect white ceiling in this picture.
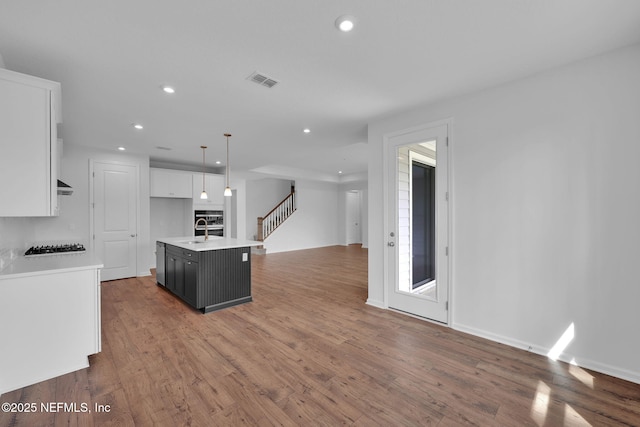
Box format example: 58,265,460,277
2,1,640,182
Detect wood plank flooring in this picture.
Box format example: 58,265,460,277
2,245,639,426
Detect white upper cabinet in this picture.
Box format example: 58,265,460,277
192,173,224,206
0,68,61,217
150,168,193,198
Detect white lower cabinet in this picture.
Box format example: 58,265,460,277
0,267,101,394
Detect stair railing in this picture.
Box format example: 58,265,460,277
257,190,296,241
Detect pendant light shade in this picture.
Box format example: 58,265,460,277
224,133,232,197
200,145,208,199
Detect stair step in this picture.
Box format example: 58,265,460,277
252,247,267,255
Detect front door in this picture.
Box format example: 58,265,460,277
385,123,449,323
91,161,138,281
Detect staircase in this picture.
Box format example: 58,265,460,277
255,189,296,253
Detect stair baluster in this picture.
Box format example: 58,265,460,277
257,189,296,241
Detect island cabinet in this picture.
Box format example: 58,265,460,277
164,243,252,313
165,245,198,307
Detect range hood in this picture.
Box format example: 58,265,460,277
57,180,73,196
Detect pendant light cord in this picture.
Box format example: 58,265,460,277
226,135,230,189
224,133,232,195
200,145,207,194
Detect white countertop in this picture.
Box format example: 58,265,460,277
158,236,262,252
0,250,103,280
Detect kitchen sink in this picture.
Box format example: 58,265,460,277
179,240,207,244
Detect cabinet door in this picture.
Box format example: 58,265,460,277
174,257,185,297
210,174,225,205
166,255,177,292
184,260,198,306
150,169,170,197
151,169,193,198
0,73,57,216
171,172,193,198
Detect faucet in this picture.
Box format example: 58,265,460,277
194,218,209,241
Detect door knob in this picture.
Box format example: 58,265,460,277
388,242,395,247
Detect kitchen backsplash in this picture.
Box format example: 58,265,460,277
0,247,18,272
0,217,35,271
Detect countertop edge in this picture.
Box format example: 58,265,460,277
0,250,103,280
157,236,262,252
0,263,104,280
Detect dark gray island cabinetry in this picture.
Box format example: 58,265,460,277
157,237,261,313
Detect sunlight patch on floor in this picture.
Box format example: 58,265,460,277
569,358,594,389
531,380,551,426
564,403,592,426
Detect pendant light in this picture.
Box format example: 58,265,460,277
200,145,208,199
224,133,232,197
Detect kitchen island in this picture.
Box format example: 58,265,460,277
156,236,261,313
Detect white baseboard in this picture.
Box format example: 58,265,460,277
1,358,89,395
365,298,385,309
452,322,640,385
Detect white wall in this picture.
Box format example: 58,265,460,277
368,44,640,383
262,179,340,253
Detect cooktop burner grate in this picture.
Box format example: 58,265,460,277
25,243,86,256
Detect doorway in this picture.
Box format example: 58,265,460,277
385,123,449,323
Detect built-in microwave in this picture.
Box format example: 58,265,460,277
194,210,224,237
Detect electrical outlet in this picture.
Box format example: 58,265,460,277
242,253,248,262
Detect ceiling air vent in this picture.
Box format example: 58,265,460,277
247,71,279,88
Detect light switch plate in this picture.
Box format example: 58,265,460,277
242,253,248,262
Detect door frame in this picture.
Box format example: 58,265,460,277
382,118,453,325
89,159,141,279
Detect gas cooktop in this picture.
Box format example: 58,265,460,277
25,243,86,257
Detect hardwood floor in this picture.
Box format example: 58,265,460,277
2,245,639,426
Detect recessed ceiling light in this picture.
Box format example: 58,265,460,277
338,170,343,174
215,161,221,165
303,128,310,134
133,123,143,130
117,146,126,151
162,86,175,94
335,15,356,32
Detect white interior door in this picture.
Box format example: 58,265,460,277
346,191,362,244
385,123,449,323
92,161,138,281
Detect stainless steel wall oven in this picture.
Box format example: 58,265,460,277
194,210,224,237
